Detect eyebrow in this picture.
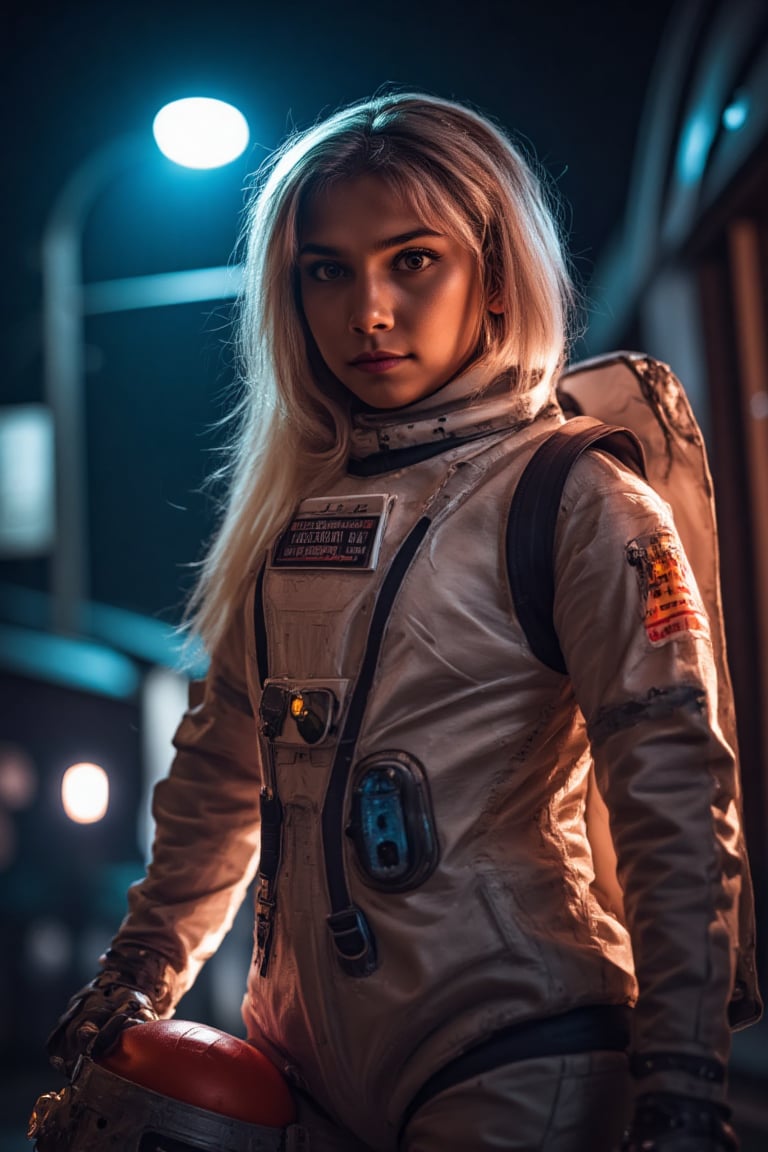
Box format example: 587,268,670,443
298,228,446,258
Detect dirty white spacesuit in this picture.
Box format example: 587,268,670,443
45,360,759,1151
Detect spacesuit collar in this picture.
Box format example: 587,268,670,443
349,362,557,461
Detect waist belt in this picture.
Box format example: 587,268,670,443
401,1004,631,1135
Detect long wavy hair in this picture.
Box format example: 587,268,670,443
185,90,576,654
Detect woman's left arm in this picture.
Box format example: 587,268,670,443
553,449,745,1139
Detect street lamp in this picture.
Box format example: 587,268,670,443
153,97,250,169
42,99,249,635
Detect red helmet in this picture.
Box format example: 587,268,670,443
28,1019,305,1151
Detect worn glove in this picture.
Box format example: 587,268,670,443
46,945,177,1077
621,1093,739,1152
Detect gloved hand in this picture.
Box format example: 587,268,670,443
621,1092,739,1152
46,945,177,1077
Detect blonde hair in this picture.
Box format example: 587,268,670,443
185,90,576,654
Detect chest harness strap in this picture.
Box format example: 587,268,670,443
322,516,431,976
251,562,285,976
254,426,552,978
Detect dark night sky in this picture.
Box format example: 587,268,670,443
1,0,679,622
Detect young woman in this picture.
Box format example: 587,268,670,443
46,91,759,1151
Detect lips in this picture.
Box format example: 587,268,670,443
349,352,411,374
350,351,409,364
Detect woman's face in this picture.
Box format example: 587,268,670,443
297,174,490,409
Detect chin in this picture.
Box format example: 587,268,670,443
361,394,413,411
347,381,445,411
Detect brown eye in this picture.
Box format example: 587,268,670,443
394,248,440,272
309,261,346,282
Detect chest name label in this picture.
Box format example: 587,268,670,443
272,494,391,570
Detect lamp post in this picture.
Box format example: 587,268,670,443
42,99,249,635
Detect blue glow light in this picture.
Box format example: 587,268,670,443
678,111,714,185
0,625,140,699
722,93,750,132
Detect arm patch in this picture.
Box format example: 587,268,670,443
626,530,710,647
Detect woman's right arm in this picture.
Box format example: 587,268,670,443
47,594,263,1074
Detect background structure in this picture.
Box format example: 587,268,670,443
2,0,767,1147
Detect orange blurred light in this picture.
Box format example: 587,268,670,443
61,762,109,823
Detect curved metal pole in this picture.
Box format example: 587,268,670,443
42,132,147,635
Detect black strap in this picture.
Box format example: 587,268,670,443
253,561,269,684
252,561,284,975
322,516,432,977
401,1004,631,1136
506,417,646,674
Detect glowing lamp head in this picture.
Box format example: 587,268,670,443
61,762,109,824
152,97,249,169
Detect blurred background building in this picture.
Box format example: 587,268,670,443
1,0,767,1146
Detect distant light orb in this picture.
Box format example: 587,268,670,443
722,93,749,132
153,97,249,169
0,743,37,809
61,762,109,824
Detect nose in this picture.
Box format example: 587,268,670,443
348,274,394,334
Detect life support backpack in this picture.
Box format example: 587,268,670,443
506,350,760,1030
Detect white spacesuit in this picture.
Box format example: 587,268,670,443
46,361,759,1151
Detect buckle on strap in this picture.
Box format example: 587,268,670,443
326,907,378,977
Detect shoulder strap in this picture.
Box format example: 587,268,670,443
506,416,646,674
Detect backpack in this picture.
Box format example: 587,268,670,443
509,352,726,681
506,350,761,1030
